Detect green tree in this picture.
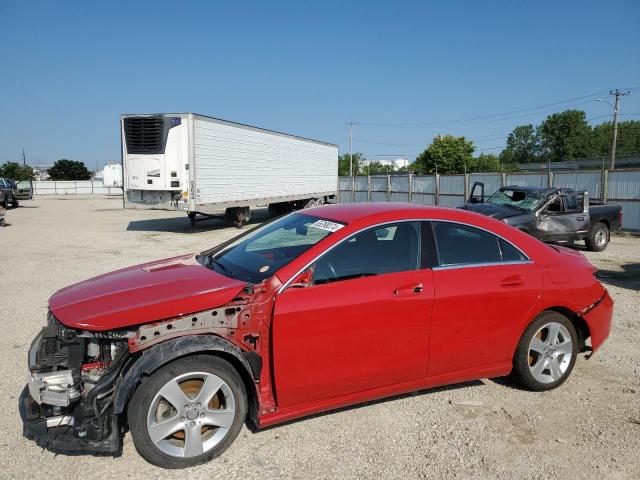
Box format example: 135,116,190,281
0,162,36,180
591,120,640,158
414,135,475,174
473,153,501,172
366,161,389,174
499,124,539,164
538,110,592,162
338,152,365,176
47,159,92,180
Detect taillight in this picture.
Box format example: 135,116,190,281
618,210,623,226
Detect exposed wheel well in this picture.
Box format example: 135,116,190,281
546,307,591,352
199,351,259,428
596,218,610,230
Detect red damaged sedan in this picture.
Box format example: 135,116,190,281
20,203,613,468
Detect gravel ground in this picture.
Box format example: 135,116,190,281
1,196,639,480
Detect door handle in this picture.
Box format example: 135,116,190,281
499,275,525,287
393,283,424,296
576,217,585,221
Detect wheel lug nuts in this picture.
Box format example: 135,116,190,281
200,413,205,418
180,416,185,421
190,421,196,427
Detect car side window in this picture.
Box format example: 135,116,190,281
546,197,562,213
564,195,579,212
499,238,527,262
432,222,527,267
312,222,421,285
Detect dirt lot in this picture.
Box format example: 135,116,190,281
1,196,639,480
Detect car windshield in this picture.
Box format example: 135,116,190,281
486,188,545,212
200,213,345,283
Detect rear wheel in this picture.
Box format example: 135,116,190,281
511,311,578,391
585,222,609,252
128,355,247,468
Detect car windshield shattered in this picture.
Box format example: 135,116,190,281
486,188,545,212
199,213,345,283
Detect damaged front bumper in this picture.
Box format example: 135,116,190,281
19,314,130,455
19,386,121,455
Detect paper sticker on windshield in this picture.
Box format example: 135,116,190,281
310,220,344,233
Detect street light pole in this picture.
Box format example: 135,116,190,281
346,122,358,177
598,90,631,170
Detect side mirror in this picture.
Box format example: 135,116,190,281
289,269,313,288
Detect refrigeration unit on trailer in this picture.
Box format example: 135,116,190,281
121,113,338,226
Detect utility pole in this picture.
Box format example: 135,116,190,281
609,89,631,170
346,122,358,176
22,149,26,166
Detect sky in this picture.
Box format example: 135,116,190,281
1,0,639,170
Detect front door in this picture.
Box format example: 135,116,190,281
272,221,434,409
538,195,589,242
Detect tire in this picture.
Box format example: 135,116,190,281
11,199,19,208
1,196,7,210
510,311,578,391
585,222,609,252
128,355,248,469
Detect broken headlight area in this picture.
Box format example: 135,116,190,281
20,313,133,455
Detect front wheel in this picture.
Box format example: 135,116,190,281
585,222,609,252
511,311,578,391
128,355,247,468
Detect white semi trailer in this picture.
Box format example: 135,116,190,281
121,113,338,226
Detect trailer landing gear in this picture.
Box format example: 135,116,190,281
225,207,251,228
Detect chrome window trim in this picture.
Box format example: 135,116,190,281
432,260,533,271
277,217,532,294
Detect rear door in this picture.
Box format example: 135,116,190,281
272,221,434,409
428,221,543,377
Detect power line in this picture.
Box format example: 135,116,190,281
357,90,610,128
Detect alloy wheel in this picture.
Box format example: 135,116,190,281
146,371,236,458
527,322,573,384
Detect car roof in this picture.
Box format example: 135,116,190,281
302,202,438,223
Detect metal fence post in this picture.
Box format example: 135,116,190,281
501,172,506,187
367,175,371,203
602,170,609,204
387,174,391,201
410,176,416,203
435,174,440,206
351,176,355,203
463,173,469,200
547,171,553,187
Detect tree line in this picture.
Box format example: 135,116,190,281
0,159,93,181
339,109,640,175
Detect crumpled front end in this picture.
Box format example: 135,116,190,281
19,312,132,455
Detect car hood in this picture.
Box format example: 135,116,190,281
462,202,527,220
49,254,246,331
